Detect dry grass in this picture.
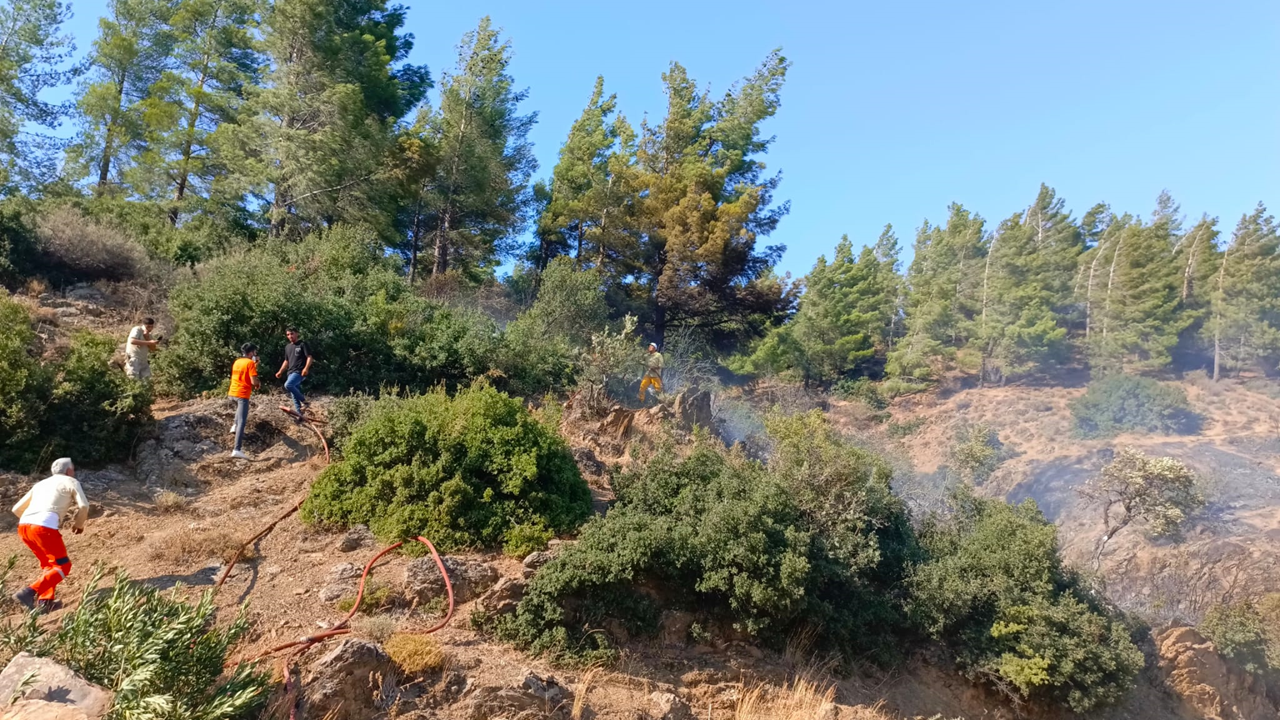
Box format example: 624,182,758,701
23,278,49,297
571,666,603,720
149,527,253,564
734,676,837,720
154,490,187,513
353,615,398,644
384,633,448,675
35,206,152,283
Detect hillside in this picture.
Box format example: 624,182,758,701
828,378,1280,624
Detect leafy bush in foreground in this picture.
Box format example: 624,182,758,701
1070,374,1201,438
0,297,152,472
0,568,269,720
908,490,1143,712
493,412,916,665
303,384,591,554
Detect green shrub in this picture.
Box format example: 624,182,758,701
154,225,500,397
1201,600,1273,676
0,568,269,719
1070,374,1201,438
908,490,1143,712
327,392,376,457
0,199,38,286
949,423,1007,485
493,413,915,665
44,332,153,464
0,298,152,471
0,297,49,469
833,377,888,410
887,416,926,438
303,384,591,553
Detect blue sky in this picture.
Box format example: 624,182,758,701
54,0,1279,278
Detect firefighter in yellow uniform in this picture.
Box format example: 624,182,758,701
639,342,664,402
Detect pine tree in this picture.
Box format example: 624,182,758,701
67,0,177,195
633,51,794,347
870,224,904,354
888,204,987,380
536,76,638,275
1171,214,1222,367
411,17,536,280
974,185,1082,383
226,0,429,236
0,0,78,192
1086,195,1188,372
1204,204,1280,379
130,0,263,223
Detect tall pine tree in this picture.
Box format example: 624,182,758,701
631,51,793,347
130,0,263,223
0,0,78,192
888,204,987,380
409,17,536,280
226,0,428,236
1203,204,1280,379
973,185,1082,383
67,0,177,195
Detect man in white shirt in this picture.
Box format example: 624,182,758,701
11,458,90,611
125,317,159,381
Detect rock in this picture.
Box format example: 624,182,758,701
522,551,554,571
571,447,606,476
648,691,692,720
404,557,497,604
319,585,347,603
0,653,112,719
520,671,567,706
64,286,105,304
672,389,714,431
1157,625,1278,720
658,611,694,647
328,563,361,583
52,307,80,319
0,700,95,719
477,576,526,617
338,525,375,552
301,639,394,720
459,673,570,720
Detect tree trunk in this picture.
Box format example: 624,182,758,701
1212,246,1230,381
1102,234,1125,340
170,65,211,225
432,212,450,276
408,194,424,284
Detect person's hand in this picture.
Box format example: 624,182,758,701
72,526,84,535
275,371,283,379
301,369,308,377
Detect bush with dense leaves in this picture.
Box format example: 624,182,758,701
0,568,269,720
1200,600,1276,678
949,423,1008,485
497,257,610,397
33,205,158,285
0,199,38,286
1070,374,1202,438
0,297,152,472
302,384,591,555
154,225,501,397
908,490,1143,712
492,412,916,665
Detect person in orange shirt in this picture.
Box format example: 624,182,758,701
228,343,260,460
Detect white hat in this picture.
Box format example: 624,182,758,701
648,343,657,349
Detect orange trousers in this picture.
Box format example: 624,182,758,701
639,375,662,401
18,524,71,600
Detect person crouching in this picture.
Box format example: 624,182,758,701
11,458,89,611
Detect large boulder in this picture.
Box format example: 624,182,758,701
459,671,569,720
301,639,395,720
648,691,692,720
0,653,112,719
404,557,497,605
0,700,94,719
672,389,714,431
1157,626,1278,720
477,576,527,617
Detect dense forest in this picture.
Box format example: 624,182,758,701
2,0,1276,388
